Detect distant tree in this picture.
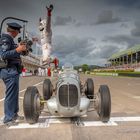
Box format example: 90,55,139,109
82,64,89,73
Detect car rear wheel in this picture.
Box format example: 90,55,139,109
23,86,41,124
97,85,111,122
85,78,94,99
43,79,53,100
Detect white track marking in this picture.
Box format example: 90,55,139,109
8,116,70,129
83,121,118,126
33,81,43,86
49,118,71,124
40,116,71,124
110,116,140,122
7,116,140,129
9,123,49,129
0,81,43,102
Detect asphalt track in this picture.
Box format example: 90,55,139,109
0,74,140,140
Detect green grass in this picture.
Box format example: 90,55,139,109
90,71,140,77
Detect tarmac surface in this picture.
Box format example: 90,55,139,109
0,74,140,140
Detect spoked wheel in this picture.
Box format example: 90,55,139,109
23,86,41,124
85,78,94,99
43,79,53,100
96,85,111,122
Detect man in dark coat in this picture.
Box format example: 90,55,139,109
0,22,26,125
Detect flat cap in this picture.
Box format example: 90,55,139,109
7,22,22,33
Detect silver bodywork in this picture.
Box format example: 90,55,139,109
47,63,90,117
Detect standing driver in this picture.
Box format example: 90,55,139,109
0,22,27,125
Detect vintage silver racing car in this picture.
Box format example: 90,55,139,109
23,63,111,124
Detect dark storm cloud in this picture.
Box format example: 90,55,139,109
95,10,121,25
52,35,117,65
104,0,140,8
53,15,86,27
0,0,44,35
52,35,95,64
103,34,140,48
97,45,119,59
75,22,86,27
53,35,93,57
80,44,120,65
53,16,75,26
1,0,140,66
131,21,140,37
0,0,40,18
120,23,128,28
71,0,140,8
87,45,118,59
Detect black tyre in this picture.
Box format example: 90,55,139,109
85,78,94,99
23,86,40,124
43,79,53,100
97,85,111,122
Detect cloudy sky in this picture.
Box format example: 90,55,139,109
1,0,140,66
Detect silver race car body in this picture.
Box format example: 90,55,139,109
47,64,90,117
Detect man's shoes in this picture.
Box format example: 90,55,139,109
4,120,18,126
2,114,24,126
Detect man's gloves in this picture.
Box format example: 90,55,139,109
16,43,27,53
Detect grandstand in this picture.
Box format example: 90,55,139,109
108,44,140,71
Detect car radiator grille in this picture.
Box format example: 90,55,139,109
59,84,78,107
